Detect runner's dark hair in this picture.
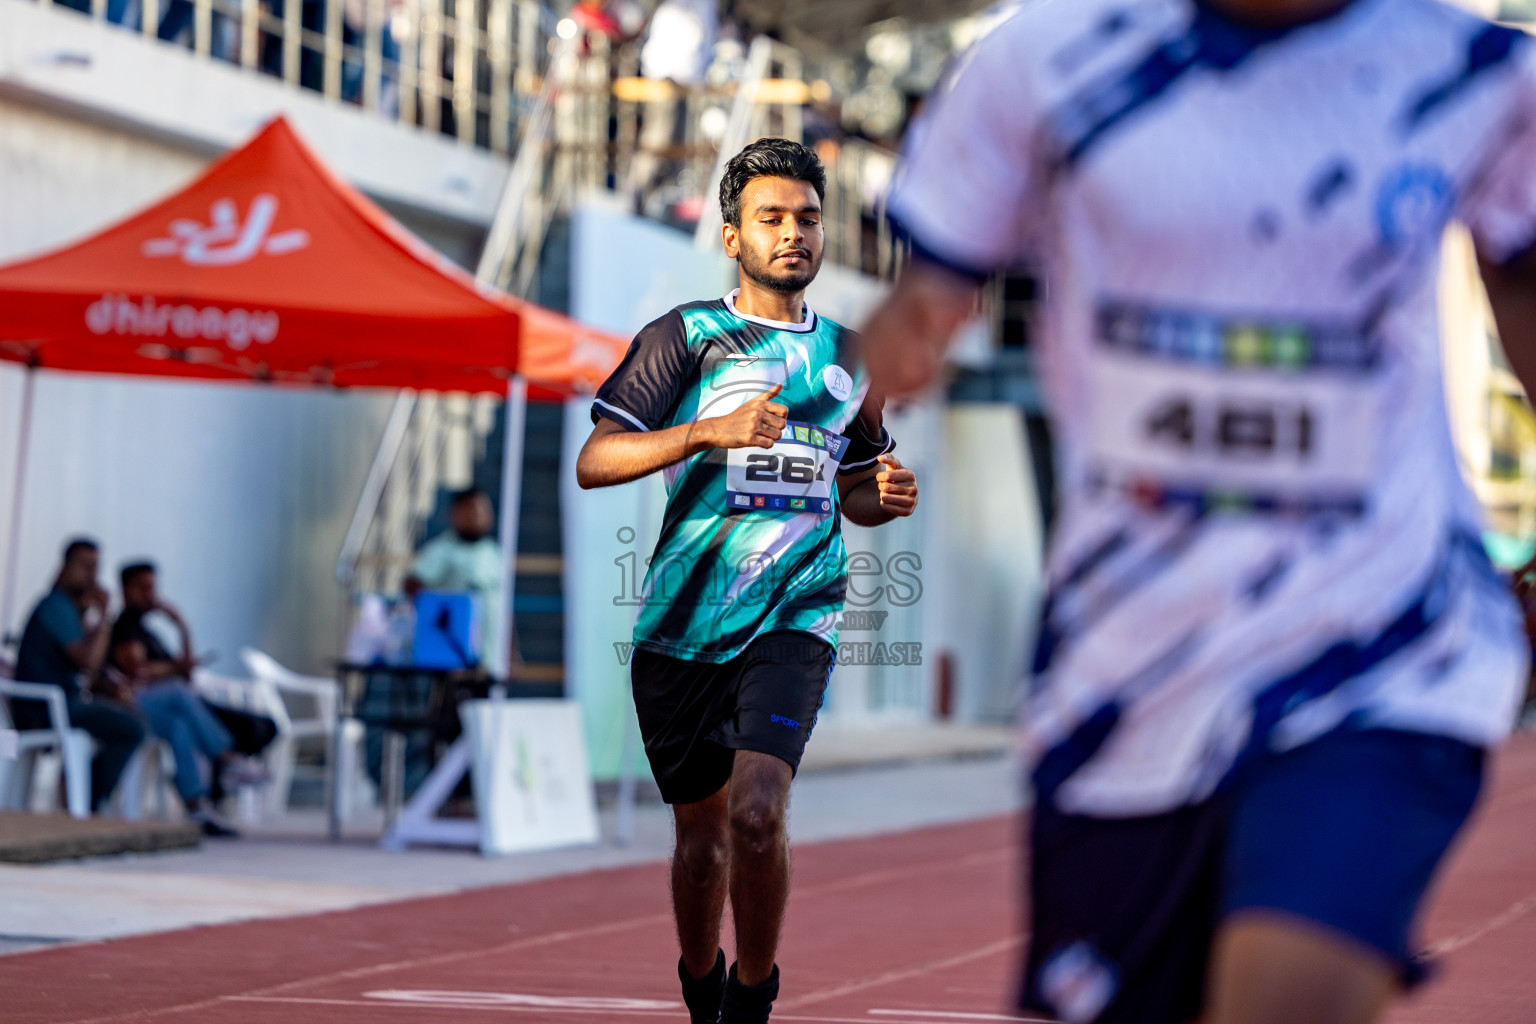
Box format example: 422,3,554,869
719,138,826,228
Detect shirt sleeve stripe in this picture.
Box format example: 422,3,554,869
838,433,897,472
593,398,650,432
891,216,996,284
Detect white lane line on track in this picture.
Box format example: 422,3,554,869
868,1010,1053,1022
53,842,1015,1024
222,995,1038,1024
1425,889,1536,955
778,935,1024,1012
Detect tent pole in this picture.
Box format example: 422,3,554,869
494,375,527,684
1,366,37,647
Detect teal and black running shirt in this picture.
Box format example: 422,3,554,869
592,290,895,663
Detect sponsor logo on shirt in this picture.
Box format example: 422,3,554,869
823,364,853,401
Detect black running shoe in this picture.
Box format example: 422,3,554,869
191,809,241,838
720,962,778,1024
678,949,727,1024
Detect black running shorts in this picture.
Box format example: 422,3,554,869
631,630,834,805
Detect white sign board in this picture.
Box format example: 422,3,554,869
460,699,600,856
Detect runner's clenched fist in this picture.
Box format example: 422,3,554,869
875,453,918,516
704,383,789,449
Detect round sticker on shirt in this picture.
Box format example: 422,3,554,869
823,364,853,402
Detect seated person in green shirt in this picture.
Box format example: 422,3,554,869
404,487,503,668
363,488,503,796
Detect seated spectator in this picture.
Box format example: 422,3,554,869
13,539,147,813
111,562,274,828
103,637,247,837
405,488,504,667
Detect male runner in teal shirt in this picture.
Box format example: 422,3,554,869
577,138,919,1023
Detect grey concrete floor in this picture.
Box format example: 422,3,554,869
0,752,1024,956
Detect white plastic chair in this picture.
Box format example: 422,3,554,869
191,669,280,823
0,660,17,799
113,738,176,821
0,679,179,820
0,680,93,818
238,648,366,819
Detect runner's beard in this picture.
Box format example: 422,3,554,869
739,243,821,294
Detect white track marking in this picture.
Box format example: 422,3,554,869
779,936,1023,1011
868,1011,1054,1022
53,844,1014,1024
223,995,1040,1024
1425,890,1536,955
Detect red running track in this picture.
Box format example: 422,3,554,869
5,734,1535,1024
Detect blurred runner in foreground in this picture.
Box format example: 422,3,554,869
866,1,1536,1022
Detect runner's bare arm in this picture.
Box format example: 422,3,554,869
838,454,918,527
576,385,788,489
862,261,982,398
1482,245,1536,395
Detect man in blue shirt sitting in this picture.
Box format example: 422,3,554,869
14,538,147,812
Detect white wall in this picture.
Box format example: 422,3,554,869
0,93,485,271
932,404,1043,722
0,98,209,263
0,366,394,675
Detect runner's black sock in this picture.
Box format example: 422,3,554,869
720,962,779,1024
678,949,727,1024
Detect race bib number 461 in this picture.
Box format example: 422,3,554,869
727,421,849,515
1088,303,1385,514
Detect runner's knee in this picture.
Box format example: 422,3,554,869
729,797,785,857
675,828,731,886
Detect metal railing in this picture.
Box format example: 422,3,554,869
37,0,556,153
822,138,903,279
39,0,905,273
477,30,574,297
335,392,497,597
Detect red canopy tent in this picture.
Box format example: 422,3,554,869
0,117,626,669
0,116,623,391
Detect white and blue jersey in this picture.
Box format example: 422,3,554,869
889,0,1536,817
